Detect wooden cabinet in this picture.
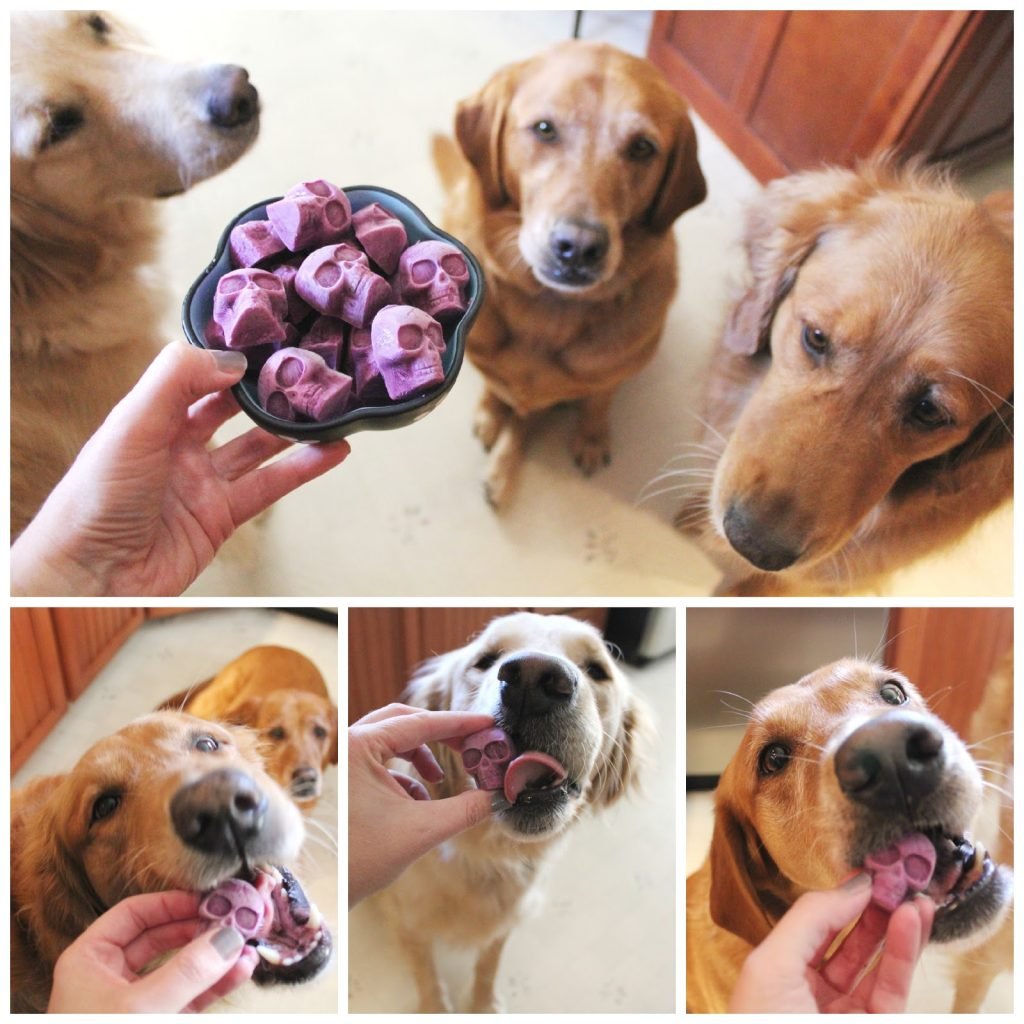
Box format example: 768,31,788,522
348,608,609,723
648,10,1012,182
51,608,144,699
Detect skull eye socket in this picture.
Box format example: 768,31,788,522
397,324,423,350
251,272,279,291
266,392,293,419
410,259,437,285
314,262,342,287
206,893,233,916
275,356,306,387
304,180,332,197
463,749,482,769
219,275,246,294
236,906,259,930
484,741,509,760
324,200,347,227
440,254,466,276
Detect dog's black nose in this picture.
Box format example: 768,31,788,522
291,766,320,797
206,65,259,129
834,712,945,814
499,653,576,718
171,769,267,855
723,501,801,572
549,218,609,273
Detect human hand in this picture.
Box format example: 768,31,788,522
728,873,934,1013
348,704,498,906
11,342,350,596
47,890,258,1014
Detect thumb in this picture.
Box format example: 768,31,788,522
413,788,496,852
129,925,246,1012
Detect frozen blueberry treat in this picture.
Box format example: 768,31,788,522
461,728,517,791
199,877,270,940
352,202,408,275
864,832,937,912
270,261,312,324
258,347,353,422
396,240,470,320
296,243,391,327
299,315,347,370
213,268,289,350
229,220,286,268
267,179,352,252
371,305,446,400
344,326,388,402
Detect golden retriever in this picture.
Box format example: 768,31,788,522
686,659,1013,1012
164,646,339,809
10,712,332,1013
434,40,706,506
372,611,650,1011
11,10,260,537
676,159,1013,595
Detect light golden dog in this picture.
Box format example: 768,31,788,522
677,160,1013,595
166,646,338,809
10,712,331,1013
686,659,1012,1012
374,612,651,1011
435,39,706,506
11,11,260,537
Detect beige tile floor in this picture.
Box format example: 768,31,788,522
110,8,1011,597
349,649,677,1013
12,609,339,1014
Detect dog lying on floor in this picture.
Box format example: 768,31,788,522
434,39,706,507
11,10,260,537
686,659,1013,1012
677,159,1013,595
372,612,651,1012
161,646,338,810
10,712,331,1013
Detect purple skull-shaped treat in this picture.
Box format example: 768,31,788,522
299,315,347,370
371,305,447,400
270,261,313,324
212,268,289,350
258,347,353,422
864,832,936,912
461,727,517,791
396,240,470,320
266,179,352,252
199,878,270,941
295,243,391,328
229,219,286,268
352,202,408,275
343,327,388,403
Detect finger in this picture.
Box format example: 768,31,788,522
369,710,496,756
819,898,889,993
864,897,933,1013
184,945,258,1013
355,703,420,726
389,770,431,801
210,426,294,481
76,890,203,948
228,440,351,524
129,925,246,1012
120,918,205,972
409,788,495,851
394,743,445,782
187,388,243,442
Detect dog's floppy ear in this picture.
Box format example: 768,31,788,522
591,687,653,808
708,787,784,947
980,189,1013,244
455,61,523,209
222,696,262,728
645,102,706,232
327,700,339,766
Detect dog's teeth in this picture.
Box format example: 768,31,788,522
306,905,321,930
257,944,282,966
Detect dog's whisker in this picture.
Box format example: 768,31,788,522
965,730,1015,749
979,779,1014,803
686,410,729,447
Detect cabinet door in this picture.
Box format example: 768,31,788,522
11,609,67,772
51,608,145,699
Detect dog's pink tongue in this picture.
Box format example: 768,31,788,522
503,752,568,805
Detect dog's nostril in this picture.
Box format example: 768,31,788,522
207,65,259,129
549,220,609,270
906,724,943,762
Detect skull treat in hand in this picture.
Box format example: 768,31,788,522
229,219,286,268
212,269,289,350
266,179,352,252
396,240,470,320
344,327,388,403
371,305,446,400
295,243,391,328
199,877,270,940
864,832,937,912
258,347,353,422
461,728,517,791
352,202,408,275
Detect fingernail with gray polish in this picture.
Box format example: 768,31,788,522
210,925,244,959
841,872,872,891
210,349,247,374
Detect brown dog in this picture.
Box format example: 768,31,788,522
677,159,1013,595
166,646,338,809
686,659,1012,1012
435,39,706,506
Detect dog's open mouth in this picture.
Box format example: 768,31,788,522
503,751,570,806
200,865,331,983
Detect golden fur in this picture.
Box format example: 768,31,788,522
11,11,259,536
375,612,651,1011
435,39,706,506
686,659,1012,1012
678,160,1013,595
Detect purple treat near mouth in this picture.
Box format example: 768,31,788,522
258,347,352,422
396,240,470,320
213,268,289,350
344,326,388,402
461,728,516,791
352,202,408,275
295,243,391,327
199,877,271,941
299,315,347,370
864,832,937,912
267,179,352,252
371,304,446,400
229,219,286,268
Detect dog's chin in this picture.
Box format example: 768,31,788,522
530,262,607,295
494,788,579,840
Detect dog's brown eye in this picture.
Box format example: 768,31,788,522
268,727,286,741
195,735,219,753
880,680,907,705
625,136,657,162
91,792,121,823
531,120,558,143
909,396,950,430
801,324,830,359
86,13,110,36
43,106,85,149
758,742,790,776
474,652,499,671
584,660,610,682
313,725,328,740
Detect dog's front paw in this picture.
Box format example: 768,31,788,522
571,431,611,476
473,401,507,452
469,992,505,1014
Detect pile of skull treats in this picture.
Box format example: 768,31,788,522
206,179,470,423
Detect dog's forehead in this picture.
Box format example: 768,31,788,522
477,613,603,659
76,713,231,766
